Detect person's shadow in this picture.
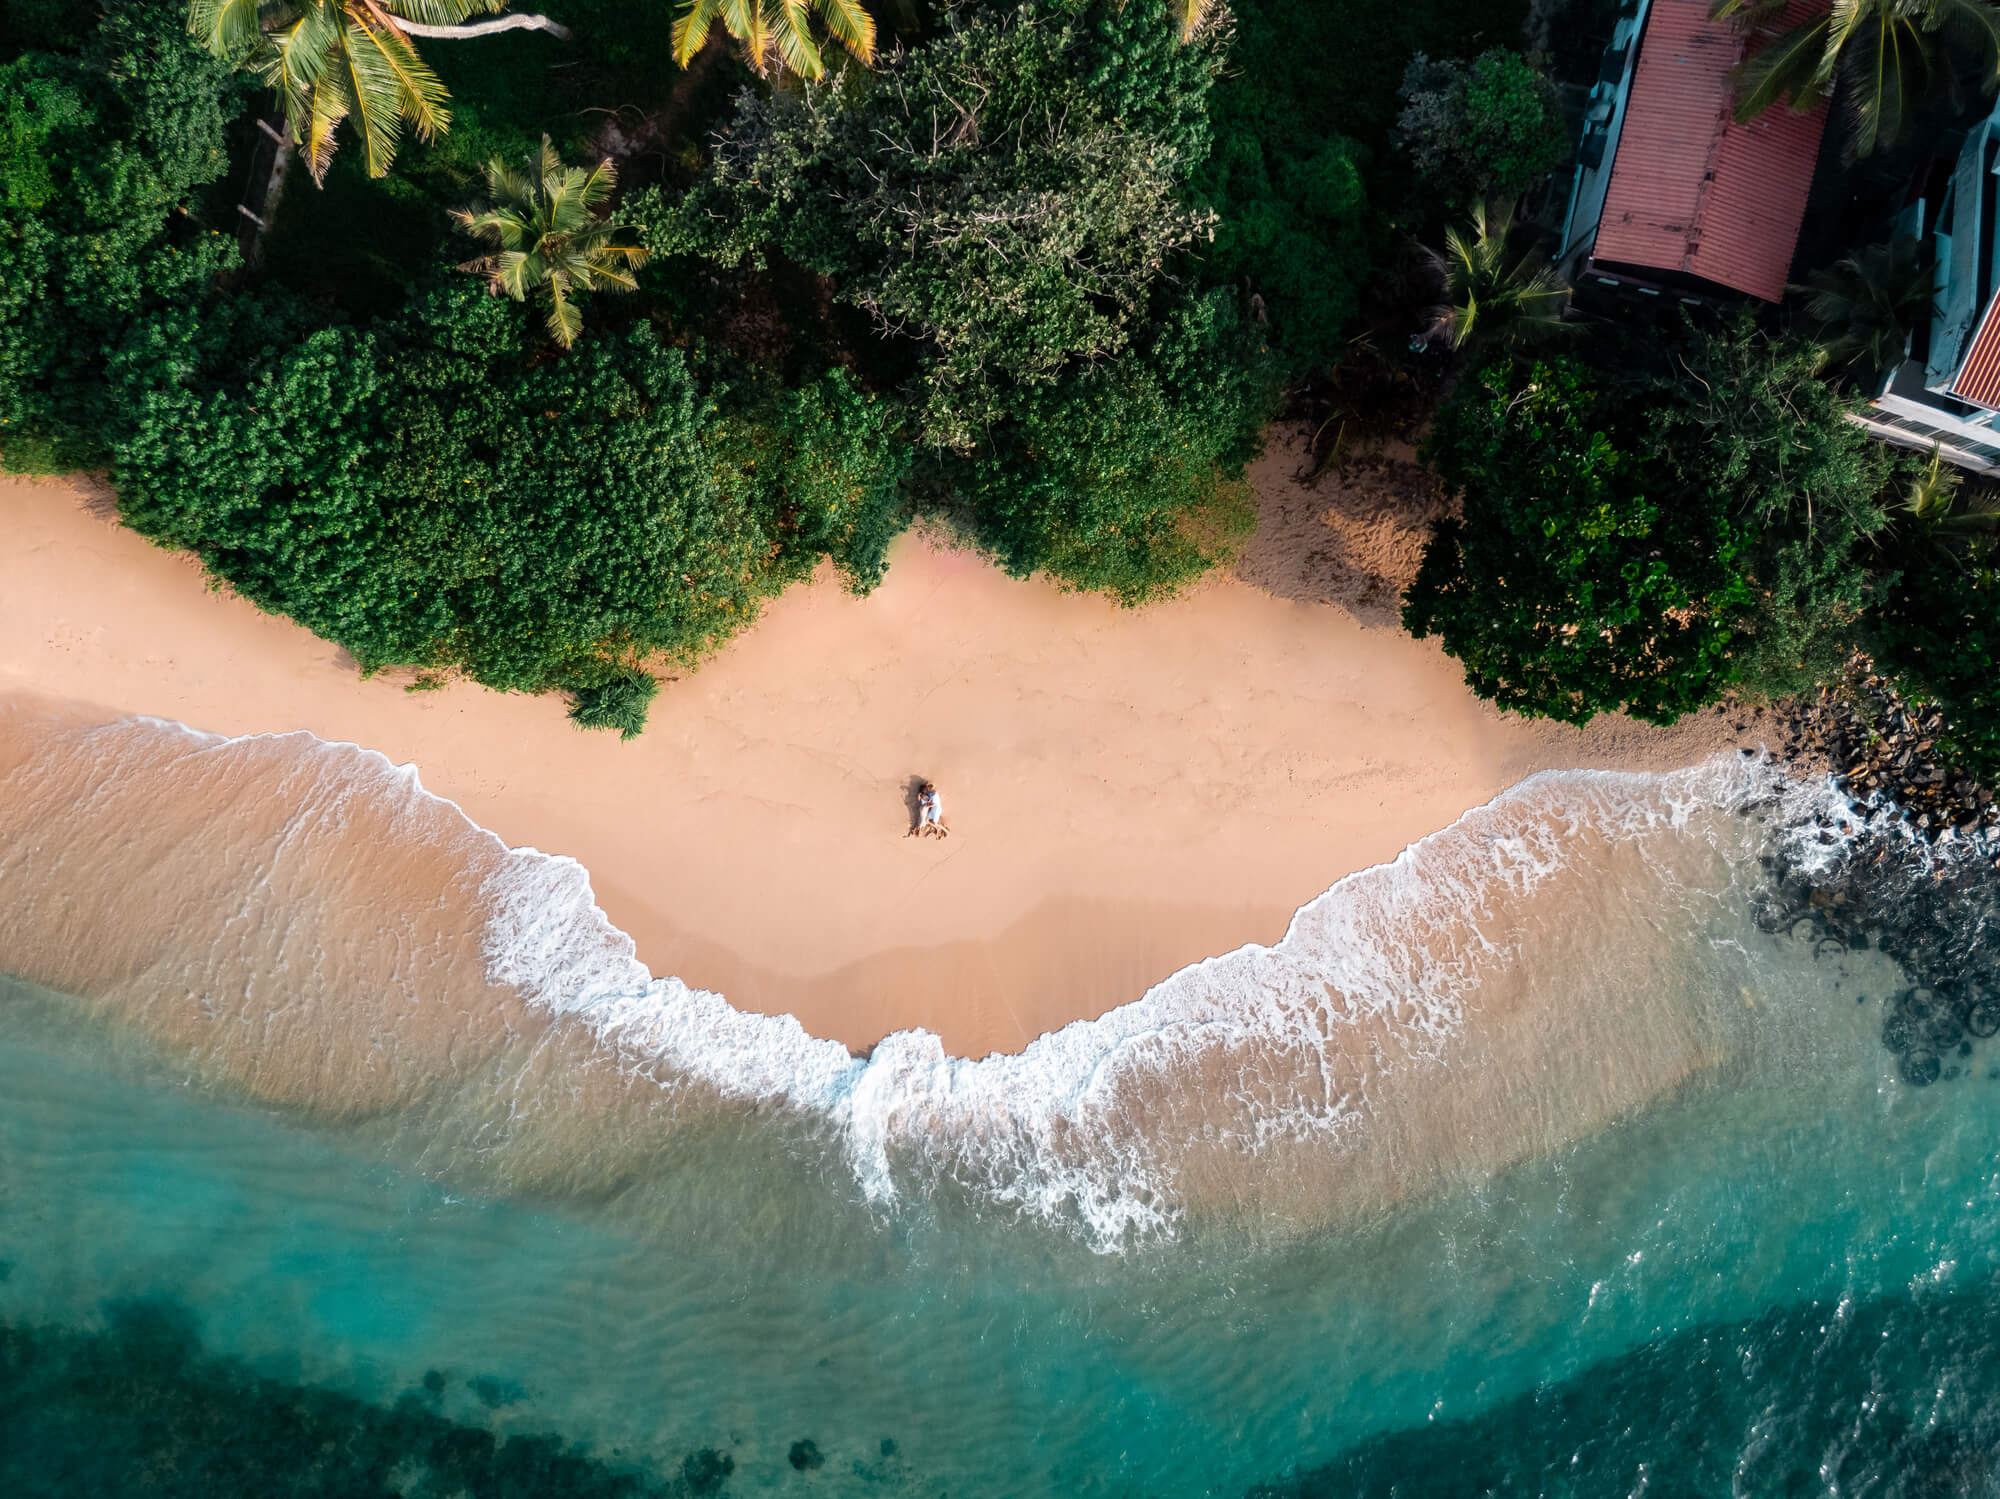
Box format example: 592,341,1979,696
902,775,928,836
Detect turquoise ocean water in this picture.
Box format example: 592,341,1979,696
3,708,1999,1496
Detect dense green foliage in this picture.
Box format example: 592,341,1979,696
1406,329,1894,725
111,287,816,698
1395,48,1565,206
653,0,1271,596
1193,0,1526,370
0,0,240,472
1872,509,2000,782
657,0,1225,448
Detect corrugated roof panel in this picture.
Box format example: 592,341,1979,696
1592,0,1829,302
1950,294,2000,409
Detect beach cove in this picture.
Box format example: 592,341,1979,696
0,441,1748,1059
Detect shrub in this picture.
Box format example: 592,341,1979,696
567,668,663,740
1405,326,1893,724
655,0,1225,449
1395,48,1565,206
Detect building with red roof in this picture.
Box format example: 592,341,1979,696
1558,0,1829,304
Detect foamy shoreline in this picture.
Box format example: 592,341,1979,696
1,448,1760,1057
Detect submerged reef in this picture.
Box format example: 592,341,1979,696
0,1300,721,1499
1250,1277,2000,1498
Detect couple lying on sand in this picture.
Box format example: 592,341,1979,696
910,781,949,839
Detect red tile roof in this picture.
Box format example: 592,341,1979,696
1951,295,2000,409
1592,0,1830,302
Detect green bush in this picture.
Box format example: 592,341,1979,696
111,286,783,703
948,287,1268,602
567,668,663,740
1873,546,2000,783
1395,49,1565,207
1405,327,1893,725
0,0,242,473
654,0,1224,449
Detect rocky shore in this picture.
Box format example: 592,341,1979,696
1754,668,2000,1087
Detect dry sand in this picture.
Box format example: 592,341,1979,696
0,430,1760,1057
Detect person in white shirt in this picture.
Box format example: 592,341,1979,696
914,781,948,838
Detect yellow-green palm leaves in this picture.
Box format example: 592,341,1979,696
1712,0,2000,158
1173,0,1221,41
1431,200,1570,353
671,0,877,78
452,137,649,348
188,0,505,181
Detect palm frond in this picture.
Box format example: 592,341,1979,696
775,0,828,79
812,0,876,64
1173,0,1219,42
1727,14,1834,121
187,0,268,54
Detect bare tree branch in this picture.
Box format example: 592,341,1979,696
395,13,573,41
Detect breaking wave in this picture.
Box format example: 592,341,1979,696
0,698,1826,1249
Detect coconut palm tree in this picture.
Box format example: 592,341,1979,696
671,0,877,78
1173,0,1222,41
1798,234,1937,379
188,1,571,183
1428,200,1570,354
452,137,649,348
1711,0,2000,158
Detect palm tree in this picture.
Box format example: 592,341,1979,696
1428,200,1570,354
1798,234,1937,378
1173,0,1221,42
452,137,649,348
1711,0,2000,158
671,0,877,79
187,1,571,183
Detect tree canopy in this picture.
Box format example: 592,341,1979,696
1405,327,1894,725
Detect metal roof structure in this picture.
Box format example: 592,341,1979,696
1950,295,2000,410
1591,0,1830,302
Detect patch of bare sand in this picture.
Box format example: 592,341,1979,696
0,448,1765,1057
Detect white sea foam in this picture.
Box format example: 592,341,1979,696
475,750,1801,1247
3,705,1827,1251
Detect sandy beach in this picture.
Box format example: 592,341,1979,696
0,435,1757,1057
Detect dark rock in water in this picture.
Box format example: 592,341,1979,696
468,1374,524,1409
789,1439,825,1471
1968,999,2000,1039
880,1438,898,1457
422,1369,447,1397
683,1448,735,1492
1901,1050,1943,1087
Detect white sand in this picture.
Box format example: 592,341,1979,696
0,437,1758,1056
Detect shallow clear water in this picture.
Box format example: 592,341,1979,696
4,710,1999,1496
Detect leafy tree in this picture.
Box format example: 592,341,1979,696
185,0,572,182
1712,0,2000,158
944,287,1264,601
670,0,876,79
1428,199,1569,353
1,0,243,473
1405,327,1893,724
107,287,784,719
1873,546,2000,782
656,0,1223,448
711,368,913,592
1799,234,1936,381
452,136,647,347
1395,48,1565,204
1405,356,1753,724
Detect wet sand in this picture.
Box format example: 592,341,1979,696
0,441,1756,1056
